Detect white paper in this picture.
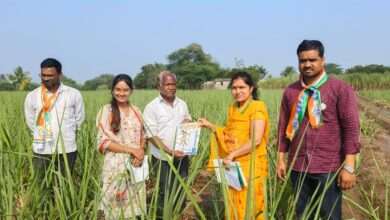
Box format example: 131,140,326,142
213,159,246,191
174,122,200,155
126,155,149,184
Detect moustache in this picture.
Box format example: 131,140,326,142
42,80,58,89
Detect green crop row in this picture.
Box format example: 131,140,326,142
0,90,387,219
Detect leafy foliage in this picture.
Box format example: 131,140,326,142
259,73,390,90
167,43,213,67
345,64,390,74
0,80,13,91
324,63,343,75
280,66,297,77
167,43,223,89
0,74,13,90
61,75,82,89
133,63,166,89
225,65,268,84
26,82,40,91
82,74,115,90
7,66,31,91
133,43,268,89
172,63,222,89
7,47,390,92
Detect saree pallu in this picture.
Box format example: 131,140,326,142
208,100,270,220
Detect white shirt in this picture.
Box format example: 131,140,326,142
143,95,191,160
24,84,85,154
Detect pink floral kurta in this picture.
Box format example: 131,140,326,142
96,104,146,219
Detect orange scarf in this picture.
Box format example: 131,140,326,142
36,85,58,126
33,85,58,147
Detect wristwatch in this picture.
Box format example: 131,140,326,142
343,166,356,174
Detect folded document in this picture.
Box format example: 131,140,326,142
213,159,247,191
126,155,149,184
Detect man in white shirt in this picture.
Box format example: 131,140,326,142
24,58,85,181
143,71,191,216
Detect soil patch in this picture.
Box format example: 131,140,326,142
342,97,390,219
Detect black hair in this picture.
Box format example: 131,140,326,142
297,40,325,57
110,74,133,134
230,71,259,100
40,58,62,73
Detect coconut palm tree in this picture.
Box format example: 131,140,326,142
8,66,31,91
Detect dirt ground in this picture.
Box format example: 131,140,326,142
342,96,390,219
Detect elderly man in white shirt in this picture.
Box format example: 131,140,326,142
143,71,191,217
24,58,84,180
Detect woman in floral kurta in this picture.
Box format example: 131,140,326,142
96,74,146,219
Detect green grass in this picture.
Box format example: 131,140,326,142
0,89,388,219
259,73,390,91
358,90,390,104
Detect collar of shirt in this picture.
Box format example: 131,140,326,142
45,83,69,96
301,71,327,87
58,83,69,93
158,94,178,106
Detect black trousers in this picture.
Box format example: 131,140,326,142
151,155,189,214
33,151,78,188
290,171,342,220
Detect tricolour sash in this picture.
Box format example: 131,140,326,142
286,74,328,141
33,85,58,150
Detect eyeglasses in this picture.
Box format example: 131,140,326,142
39,73,57,78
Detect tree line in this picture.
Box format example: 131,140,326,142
1,43,389,91
132,43,268,89
279,63,390,77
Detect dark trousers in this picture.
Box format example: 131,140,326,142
152,155,189,214
290,171,342,220
33,151,78,189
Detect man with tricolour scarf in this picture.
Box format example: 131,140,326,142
276,40,360,220
24,58,85,187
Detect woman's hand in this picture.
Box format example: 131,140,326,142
130,148,145,161
131,157,143,167
222,153,235,169
198,118,213,130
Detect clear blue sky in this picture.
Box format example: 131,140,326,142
1,0,389,83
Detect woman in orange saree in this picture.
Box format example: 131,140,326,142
198,71,269,219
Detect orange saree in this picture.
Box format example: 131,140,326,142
208,99,270,219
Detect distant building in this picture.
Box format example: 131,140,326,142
202,78,230,89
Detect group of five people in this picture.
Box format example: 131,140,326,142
24,39,360,219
